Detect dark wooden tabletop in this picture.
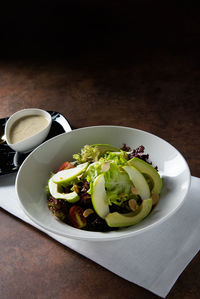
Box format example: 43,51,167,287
0,2,200,298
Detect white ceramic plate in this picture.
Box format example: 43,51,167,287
16,126,191,241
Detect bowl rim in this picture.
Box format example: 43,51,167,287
15,125,191,241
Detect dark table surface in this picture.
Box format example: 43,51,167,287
0,2,200,298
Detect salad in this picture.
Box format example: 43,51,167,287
46,144,162,232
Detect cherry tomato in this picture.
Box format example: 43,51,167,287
57,161,74,172
68,206,87,229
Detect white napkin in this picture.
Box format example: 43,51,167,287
0,174,200,298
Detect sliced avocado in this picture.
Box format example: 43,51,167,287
128,157,162,194
48,178,79,203
91,173,109,219
105,197,152,227
52,162,88,185
123,165,150,200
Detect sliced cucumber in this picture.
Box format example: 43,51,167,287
123,165,150,200
52,162,88,185
91,173,109,219
48,178,79,203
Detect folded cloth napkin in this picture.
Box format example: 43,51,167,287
0,174,200,298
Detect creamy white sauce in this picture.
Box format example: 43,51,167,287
9,115,49,144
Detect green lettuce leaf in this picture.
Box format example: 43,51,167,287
86,162,102,183
73,144,136,207
104,162,133,206
104,150,128,165
73,145,100,163
73,144,120,163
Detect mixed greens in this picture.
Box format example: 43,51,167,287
46,144,162,231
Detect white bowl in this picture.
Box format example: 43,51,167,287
16,126,191,241
5,108,52,153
